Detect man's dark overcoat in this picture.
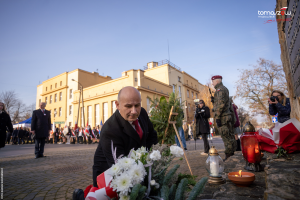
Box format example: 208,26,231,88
92,107,158,187
31,109,51,139
195,106,211,135
0,111,13,148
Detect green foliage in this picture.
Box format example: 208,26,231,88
187,177,208,200
174,178,188,200
160,185,170,200
168,184,177,200
130,184,142,200
176,173,197,188
136,186,147,200
275,146,289,158
149,92,184,144
163,164,180,185
179,157,183,161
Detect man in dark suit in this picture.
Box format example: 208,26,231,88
92,86,158,187
31,102,51,159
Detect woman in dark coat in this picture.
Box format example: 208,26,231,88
0,102,13,149
195,100,211,155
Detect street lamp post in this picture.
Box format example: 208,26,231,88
72,79,85,127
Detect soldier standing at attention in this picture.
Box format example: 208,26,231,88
211,75,236,161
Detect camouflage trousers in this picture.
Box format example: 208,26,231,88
218,120,236,154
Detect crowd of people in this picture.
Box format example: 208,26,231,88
4,125,102,145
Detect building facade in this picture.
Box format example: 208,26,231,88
36,60,206,127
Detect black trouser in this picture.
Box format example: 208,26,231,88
236,138,241,151
54,136,58,143
78,136,83,144
35,138,46,156
202,133,210,153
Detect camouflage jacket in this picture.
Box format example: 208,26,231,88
212,82,231,120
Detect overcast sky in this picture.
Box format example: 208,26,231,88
1,0,282,113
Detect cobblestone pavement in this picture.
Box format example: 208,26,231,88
2,138,225,200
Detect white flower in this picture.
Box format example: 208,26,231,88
136,152,142,159
130,151,137,160
118,157,135,170
150,180,156,186
155,183,160,189
113,173,133,195
128,162,146,184
138,146,147,154
108,163,121,176
149,150,161,161
170,145,184,157
119,194,130,200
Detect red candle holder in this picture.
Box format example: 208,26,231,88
240,122,264,172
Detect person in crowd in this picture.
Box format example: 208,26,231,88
208,126,213,140
70,127,76,144
18,127,25,145
188,124,193,140
27,128,33,144
60,127,65,144
87,125,92,144
268,90,291,123
0,102,13,149
31,102,51,158
49,129,54,144
54,127,59,144
91,127,97,143
12,127,19,145
78,127,83,144
6,128,12,145
211,75,236,161
24,128,29,144
231,98,241,151
182,121,189,140
175,125,187,150
96,125,100,142
75,127,79,144
91,86,158,188
195,100,211,155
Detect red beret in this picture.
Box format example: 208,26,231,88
211,75,222,80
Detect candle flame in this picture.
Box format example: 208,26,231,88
235,175,239,177
239,170,242,177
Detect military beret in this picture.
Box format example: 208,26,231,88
211,75,222,80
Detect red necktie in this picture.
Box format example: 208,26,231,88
132,120,143,140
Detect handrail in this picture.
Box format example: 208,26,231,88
143,59,181,71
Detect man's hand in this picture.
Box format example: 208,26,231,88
211,96,214,103
31,130,35,135
216,119,222,128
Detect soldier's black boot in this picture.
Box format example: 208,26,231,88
73,189,84,200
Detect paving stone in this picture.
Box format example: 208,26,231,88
33,197,45,200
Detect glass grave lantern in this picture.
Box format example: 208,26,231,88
240,121,264,171
205,146,225,184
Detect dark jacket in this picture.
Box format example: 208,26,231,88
195,106,210,135
12,129,18,137
0,111,13,148
269,98,291,123
93,107,158,187
18,129,24,138
31,109,51,139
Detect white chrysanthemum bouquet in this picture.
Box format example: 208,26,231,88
85,143,207,200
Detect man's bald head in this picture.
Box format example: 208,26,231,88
118,86,141,102
39,102,46,110
116,86,142,122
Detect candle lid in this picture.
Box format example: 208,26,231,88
243,121,256,132
209,146,219,156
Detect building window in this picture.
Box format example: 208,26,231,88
192,92,194,98
178,76,181,82
69,89,73,99
60,81,62,86
50,85,52,90
69,105,72,115
59,107,62,116
59,92,62,101
88,106,92,126
112,101,117,113
172,85,175,93
45,97,47,104
95,104,100,126
187,90,190,98
55,94,57,102
50,95,52,104
54,108,56,117
55,83,57,88
147,98,151,113
178,86,182,103
103,102,108,122
46,87,47,91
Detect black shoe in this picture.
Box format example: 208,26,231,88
39,155,46,158
184,148,188,151
73,189,84,200
35,155,39,159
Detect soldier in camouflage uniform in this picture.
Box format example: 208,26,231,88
211,75,236,161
